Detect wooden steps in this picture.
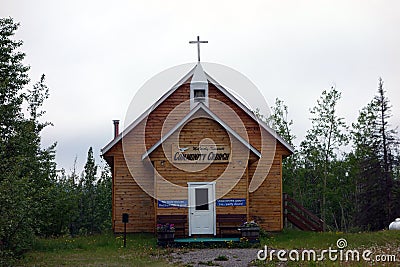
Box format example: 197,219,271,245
283,193,324,232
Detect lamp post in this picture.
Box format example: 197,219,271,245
122,213,129,247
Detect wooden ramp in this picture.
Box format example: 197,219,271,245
283,193,324,232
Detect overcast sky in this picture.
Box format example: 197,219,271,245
1,0,399,173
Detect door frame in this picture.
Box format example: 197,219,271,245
187,182,216,236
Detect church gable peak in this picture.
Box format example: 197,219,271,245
190,63,209,109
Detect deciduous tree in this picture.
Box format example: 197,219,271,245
300,87,348,230
0,17,56,264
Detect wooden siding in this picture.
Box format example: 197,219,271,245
152,117,248,216
145,81,191,151
249,142,287,231
106,123,155,233
103,73,292,233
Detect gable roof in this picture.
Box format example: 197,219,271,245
205,73,294,154
141,103,262,160
101,63,294,155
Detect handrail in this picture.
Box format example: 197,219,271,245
285,194,323,226
283,193,324,232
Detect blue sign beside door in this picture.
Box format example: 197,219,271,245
216,198,246,207
158,199,246,207
158,199,188,208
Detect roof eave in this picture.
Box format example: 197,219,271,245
102,63,295,156
101,64,198,155
204,72,295,154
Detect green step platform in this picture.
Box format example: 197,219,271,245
174,237,241,243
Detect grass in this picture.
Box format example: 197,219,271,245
262,229,400,249
257,229,400,266
16,229,400,266
17,232,168,267
214,255,229,261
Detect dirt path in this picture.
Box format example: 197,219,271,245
169,248,263,267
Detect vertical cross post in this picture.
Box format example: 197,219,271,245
189,36,208,62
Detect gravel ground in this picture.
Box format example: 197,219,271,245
169,248,263,267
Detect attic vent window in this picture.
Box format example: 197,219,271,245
194,89,206,102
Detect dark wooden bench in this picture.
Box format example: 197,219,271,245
216,214,247,237
157,215,187,237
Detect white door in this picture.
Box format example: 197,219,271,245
188,182,216,236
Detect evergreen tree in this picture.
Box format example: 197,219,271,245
351,78,399,230
95,165,112,231
80,147,98,234
66,158,81,237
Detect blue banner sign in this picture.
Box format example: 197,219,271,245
216,198,246,207
158,200,188,208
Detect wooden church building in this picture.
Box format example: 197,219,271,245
102,40,294,236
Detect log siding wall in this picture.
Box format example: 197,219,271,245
103,75,292,233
